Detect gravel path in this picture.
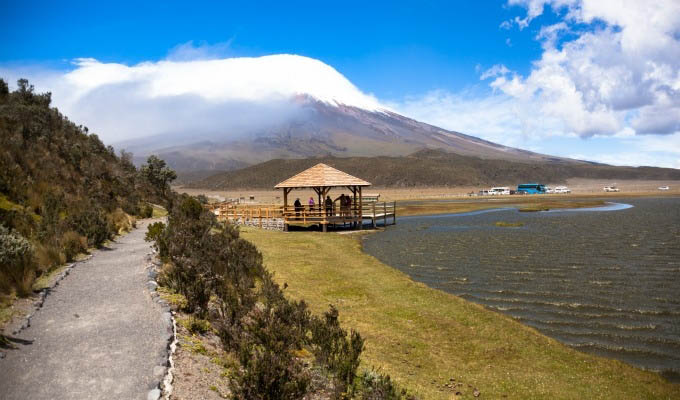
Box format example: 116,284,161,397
0,220,169,400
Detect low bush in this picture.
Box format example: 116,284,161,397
110,207,133,234
310,305,365,395
0,225,36,296
140,204,154,218
67,207,113,247
355,369,416,400
61,230,88,261
178,316,213,335
34,243,65,273
233,344,310,400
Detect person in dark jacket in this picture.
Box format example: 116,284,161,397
325,195,333,216
294,198,302,219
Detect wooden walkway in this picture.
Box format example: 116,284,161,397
211,201,396,231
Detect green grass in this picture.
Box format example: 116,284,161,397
151,203,168,218
495,221,525,227
177,315,213,335
0,194,23,212
241,227,680,399
157,286,189,310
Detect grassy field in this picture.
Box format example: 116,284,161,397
241,227,680,399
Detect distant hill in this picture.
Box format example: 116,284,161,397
185,149,680,190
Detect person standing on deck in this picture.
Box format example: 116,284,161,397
308,196,315,212
335,194,346,216
325,195,333,216
294,198,302,219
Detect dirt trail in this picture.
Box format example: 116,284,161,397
0,220,169,400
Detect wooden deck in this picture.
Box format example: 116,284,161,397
211,201,396,231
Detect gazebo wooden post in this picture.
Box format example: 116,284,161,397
350,186,357,228
358,185,363,230
282,188,289,231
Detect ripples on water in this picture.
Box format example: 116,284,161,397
363,197,680,381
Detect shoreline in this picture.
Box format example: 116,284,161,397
240,225,680,399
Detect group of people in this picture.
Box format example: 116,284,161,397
293,193,353,218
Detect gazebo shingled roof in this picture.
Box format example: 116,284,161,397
275,163,371,188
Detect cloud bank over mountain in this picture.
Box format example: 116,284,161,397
1,54,383,143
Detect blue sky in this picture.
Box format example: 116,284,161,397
1,1,549,94
2,0,679,168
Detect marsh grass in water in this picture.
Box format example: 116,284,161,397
397,198,606,217
494,221,524,227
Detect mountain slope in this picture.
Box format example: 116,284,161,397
121,97,574,171
185,149,680,190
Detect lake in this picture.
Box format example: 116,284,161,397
362,197,680,381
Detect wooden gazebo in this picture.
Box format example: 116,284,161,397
275,163,371,232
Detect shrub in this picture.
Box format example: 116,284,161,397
67,207,113,247
178,316,213,335
34,243,65,273
0,225,36,296
140,204,153,218
310,305,365,394
61,230,88,261
145,222,167,257
232,344,310,400
110,208,133,234
355,369,416,400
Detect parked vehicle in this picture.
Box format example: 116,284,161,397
658,186,670,191
490,187,511,195
604,186,620,192
517,183,547,194
554,186,571,194
545,186,554,194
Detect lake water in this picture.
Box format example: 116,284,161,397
362,197,680,381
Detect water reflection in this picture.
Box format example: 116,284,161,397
363,197,680,381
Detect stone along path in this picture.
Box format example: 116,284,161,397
0,220,170,400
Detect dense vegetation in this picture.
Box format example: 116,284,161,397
149,195,413,399
0,78,169,298
187,149,680,189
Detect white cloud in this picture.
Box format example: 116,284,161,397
165,40,234,61
387,1,680,167
480,64,510,80
1,54,383,143
494,0,680,138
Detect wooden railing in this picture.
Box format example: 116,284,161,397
210,201,396,230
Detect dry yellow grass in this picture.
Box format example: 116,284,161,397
241,227,680,399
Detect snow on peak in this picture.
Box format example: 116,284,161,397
64,54,384,111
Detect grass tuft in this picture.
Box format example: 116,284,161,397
495,221,524,227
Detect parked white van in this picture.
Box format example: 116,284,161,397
554,186,571,194
489,187,511,195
